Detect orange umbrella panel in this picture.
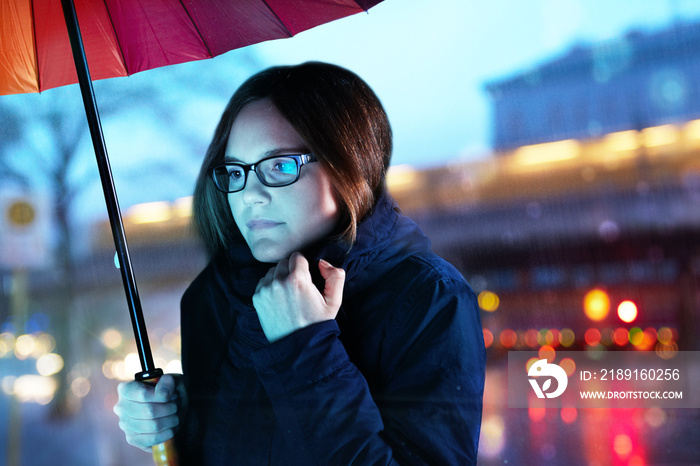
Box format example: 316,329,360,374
2,0,126,94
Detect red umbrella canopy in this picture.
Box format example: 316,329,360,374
0,0,383,95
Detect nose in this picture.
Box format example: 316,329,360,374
240,171,271,205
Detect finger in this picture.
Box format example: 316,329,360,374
124,428,177,453
155,375,177,402
113,398,178,421
319,259,345,309
274,255,290,281
119,410,180,433
117,380,156,403
288,252,310,283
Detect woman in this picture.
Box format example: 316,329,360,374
114,62,486,465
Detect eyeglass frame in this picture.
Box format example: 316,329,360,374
210,153,317,193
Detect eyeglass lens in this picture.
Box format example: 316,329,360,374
213,156,301,192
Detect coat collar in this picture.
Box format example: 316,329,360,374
218,189,428,294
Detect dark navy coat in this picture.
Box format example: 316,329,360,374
178,192,486,465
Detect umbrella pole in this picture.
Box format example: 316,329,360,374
61,3,179,465
59,0,161,382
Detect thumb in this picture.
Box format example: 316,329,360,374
154,374,176,402
318,260,345,309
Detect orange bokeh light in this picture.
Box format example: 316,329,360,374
483,329,494,348
613,434,633,457
538,345,555,362
583,288,610,321
524,329,539,348
559,357,576,376
500,329,517,348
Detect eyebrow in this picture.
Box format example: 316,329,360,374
224,147,309,163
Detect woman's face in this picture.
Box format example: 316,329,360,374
225,99,340,263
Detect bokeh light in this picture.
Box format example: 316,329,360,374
643,327,658,346
165,360,183,374
478,290,500,312
36,353,64,376
14,334,36,360
2,376,17,395
629,327,644,346
559,357,576,376
544,329,560,347
0,332,16,357
613,434,633,457
617,300,638,323
656,341,679,359
526,357,540,372
645,407,667,428
584,328,601,346
528,400,546,422
479,415,506,458
500,329,517,348
524,329,539,348
13,375,57,405
583,288,610,321
33,333,56,357
71,377,91,398
102,328,123,349
560,406,577,424
559,328,576,347
538,345,555,362
657,327,674,344
483,329,494,348
613,327,629,346
124,353,141,379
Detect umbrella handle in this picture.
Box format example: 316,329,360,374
152,440,179,466
139,373,180,466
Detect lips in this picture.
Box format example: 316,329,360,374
246,219,283,230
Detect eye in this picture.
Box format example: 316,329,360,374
273,160,297,175
230,167,244,179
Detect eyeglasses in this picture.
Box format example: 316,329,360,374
211,154,317,193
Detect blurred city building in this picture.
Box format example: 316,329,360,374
486,20,700,151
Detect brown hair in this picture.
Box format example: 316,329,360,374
193,62,392,256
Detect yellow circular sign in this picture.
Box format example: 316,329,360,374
7,200,36,227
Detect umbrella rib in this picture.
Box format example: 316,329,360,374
101,0,130,74
177,0,213,58
261,0,294,38
29,0,41,91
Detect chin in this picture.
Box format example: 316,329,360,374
253,253,283,264
250,245,289,264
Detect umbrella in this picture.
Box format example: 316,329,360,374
1,1,383,464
